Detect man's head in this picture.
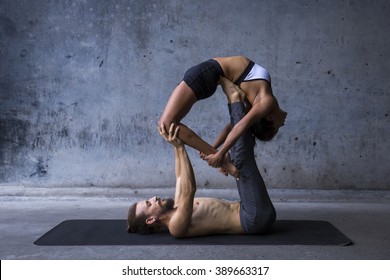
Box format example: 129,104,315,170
252,106,287,141
127,196,175,234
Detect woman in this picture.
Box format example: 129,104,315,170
158,56,287,177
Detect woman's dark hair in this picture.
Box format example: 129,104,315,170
251,119,277,142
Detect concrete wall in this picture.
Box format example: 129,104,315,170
1,0,389,190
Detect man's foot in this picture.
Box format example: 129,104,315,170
221,153,239,179
219,77,245,103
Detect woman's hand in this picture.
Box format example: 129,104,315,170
198,151,207,160
205,152,224,168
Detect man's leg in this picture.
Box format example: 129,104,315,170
229,102,276,234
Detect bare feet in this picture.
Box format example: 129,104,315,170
202,150,239,178
219,77,245,103
221,153,239,179
217,167,228,177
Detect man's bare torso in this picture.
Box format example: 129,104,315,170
183,197,244,237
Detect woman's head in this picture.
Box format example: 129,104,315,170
252,119,277,141
252,107,287,141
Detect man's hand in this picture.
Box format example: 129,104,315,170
158,123,184,147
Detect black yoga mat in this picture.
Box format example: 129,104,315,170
34,219,352,246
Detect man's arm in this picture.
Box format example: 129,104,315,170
169,143,196,238
158,124,196,238
173,145,182,207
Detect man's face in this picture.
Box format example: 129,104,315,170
136,196,175,218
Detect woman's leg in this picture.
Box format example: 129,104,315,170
159,81,239,178
221,78,275,233
229,102,276,234
159,82,197,128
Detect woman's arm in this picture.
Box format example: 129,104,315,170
212,123,231,149
199,123,230,161
158,124,196,238
169,143,196,238
205,96,275,167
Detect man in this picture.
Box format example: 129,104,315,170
127,79,277,238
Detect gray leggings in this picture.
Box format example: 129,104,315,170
229,102,276,234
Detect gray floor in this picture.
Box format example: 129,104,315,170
1,186,389,260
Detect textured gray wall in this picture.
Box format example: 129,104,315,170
1,0,389,190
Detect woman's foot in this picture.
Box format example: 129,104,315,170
219,77,245,103
221,153,239,179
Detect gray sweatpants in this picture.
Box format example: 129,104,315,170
229,102,276,234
